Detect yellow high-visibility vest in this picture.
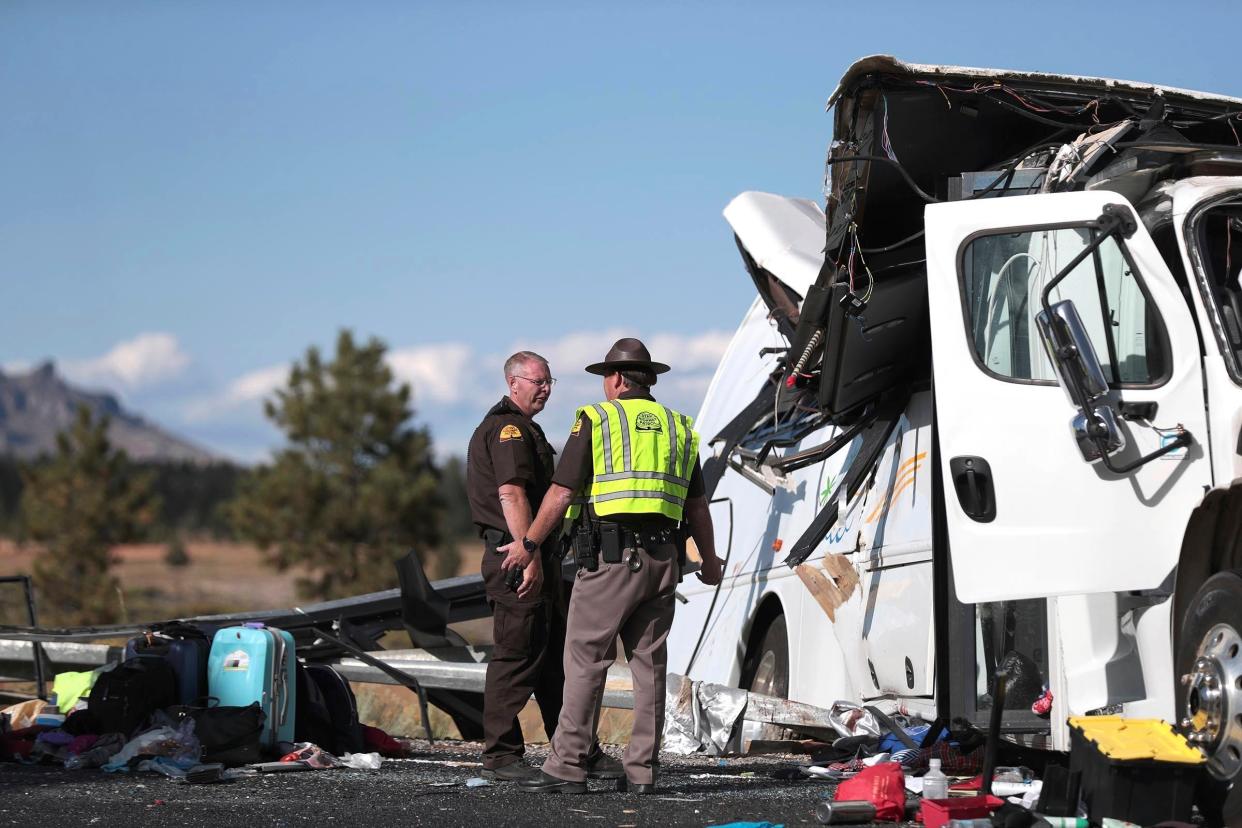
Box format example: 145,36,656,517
565,399,700,522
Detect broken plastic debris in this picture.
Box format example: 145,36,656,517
464,777,491,788
339,752,382,771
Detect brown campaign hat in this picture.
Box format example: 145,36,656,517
585,337,671,376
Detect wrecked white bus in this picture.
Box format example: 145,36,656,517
666,55,1242,784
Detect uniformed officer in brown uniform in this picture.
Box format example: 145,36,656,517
502,339,723,794
466,351,620,782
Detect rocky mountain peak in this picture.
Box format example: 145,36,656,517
0,364,216,464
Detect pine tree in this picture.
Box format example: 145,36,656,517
21,407,157,626
229,330,444,600
165,535,190,568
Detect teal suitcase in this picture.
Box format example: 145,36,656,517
208,624,296,751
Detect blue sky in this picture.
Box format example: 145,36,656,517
3,1,1241,461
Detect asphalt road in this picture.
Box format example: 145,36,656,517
0,740,889,828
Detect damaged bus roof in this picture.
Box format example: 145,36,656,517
826,54,1242,111
722,192,824,299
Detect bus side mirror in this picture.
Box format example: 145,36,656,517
1036,300,1125,463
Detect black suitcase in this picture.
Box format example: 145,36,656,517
125,623,211,706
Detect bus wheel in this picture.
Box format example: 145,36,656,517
740,613,789,745
1177,570,1242,783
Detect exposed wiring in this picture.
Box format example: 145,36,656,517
915,79,1112,129
848,223,876,302
860,228,925,255
880,94,898,163
825,154,938,203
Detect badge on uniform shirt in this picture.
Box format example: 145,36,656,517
499,424,523,442
570,418,583,436
635,411,663,433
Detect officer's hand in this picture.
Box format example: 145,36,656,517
516,559,543,600
696,555,723,586
497,541,534,573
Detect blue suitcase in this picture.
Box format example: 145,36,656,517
208,624,296,751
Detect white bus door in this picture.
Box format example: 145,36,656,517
925,191,1210,604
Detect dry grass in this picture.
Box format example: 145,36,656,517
0,537,480,625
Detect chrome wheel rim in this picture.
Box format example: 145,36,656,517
1181,622,1242,780
740,650,783,747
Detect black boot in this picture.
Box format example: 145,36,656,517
483,761,540,782
585,750,624,780
615,777,656,794
519,771,588,794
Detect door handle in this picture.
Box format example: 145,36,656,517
949,456,996,523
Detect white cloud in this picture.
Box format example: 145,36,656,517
62,332,191,390
388,342,476,404
183,363,289,422
178,328,735,457
225,364,290,405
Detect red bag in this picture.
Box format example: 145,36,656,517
834,761,906,821
362,724,407,758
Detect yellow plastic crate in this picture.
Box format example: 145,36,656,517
1067,716,1204,764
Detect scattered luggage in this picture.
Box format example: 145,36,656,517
304,663,364,756
294,662,337,753
124,623,211,706
208,624,296,750
87,657,177,737
294,662,364,756
168,701,265,766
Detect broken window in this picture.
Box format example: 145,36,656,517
1191,197,1242,383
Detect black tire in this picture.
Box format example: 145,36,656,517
740,614,790,744
1176,570,1242,783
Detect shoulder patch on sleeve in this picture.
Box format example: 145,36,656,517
570,418,583,436
498,424,522,442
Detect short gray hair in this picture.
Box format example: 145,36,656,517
504,350,548,379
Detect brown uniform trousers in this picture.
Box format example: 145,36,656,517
542,539,679,785
480,535,567,770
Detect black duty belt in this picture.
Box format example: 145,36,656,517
588,522,676,572
619,526,675,550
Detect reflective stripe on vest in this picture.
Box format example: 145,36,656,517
564,398,700,522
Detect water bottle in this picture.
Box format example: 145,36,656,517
923,757,949,801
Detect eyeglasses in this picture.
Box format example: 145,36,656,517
511,374,557,389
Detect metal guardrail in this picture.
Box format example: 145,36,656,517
0,639,639,710
0,575,47,698
0,571,492,646
331,652,636,710
0,639,121,684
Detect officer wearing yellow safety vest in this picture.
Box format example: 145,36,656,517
499,338,723,795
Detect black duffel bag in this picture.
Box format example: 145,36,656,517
168,700,265,766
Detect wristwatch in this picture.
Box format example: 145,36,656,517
522,536,539,555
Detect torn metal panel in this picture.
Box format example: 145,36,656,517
795,554,860,623
664,673,848,754
723,192,826,300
